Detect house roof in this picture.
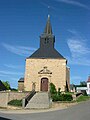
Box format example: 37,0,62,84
0,80,7,91
87,76,90,82
70,84,75,88
18,78,24,82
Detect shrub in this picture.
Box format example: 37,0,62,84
50,83,57,95
52,94,73,102
50,83,73,102
57,88,61,95
60,94,73,101
52,94,59,101
8,99,22,106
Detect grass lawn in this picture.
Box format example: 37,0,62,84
65,92,74,95
76,95,90,102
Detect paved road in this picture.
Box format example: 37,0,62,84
0,100,90,120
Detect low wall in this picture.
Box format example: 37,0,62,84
0,91,29,107
72,92,83,100
0,92,8,107
8,92,29,101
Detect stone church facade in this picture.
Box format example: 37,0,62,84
24,15,70,92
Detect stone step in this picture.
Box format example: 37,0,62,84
25,92,50,109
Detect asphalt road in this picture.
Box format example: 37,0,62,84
0,100,90,120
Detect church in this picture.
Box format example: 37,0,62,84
20,15,70,92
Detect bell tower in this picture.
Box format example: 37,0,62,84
29,15,64,59
40,15,55,49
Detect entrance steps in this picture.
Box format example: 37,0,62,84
25,92,51,109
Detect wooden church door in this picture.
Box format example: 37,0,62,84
41,78,48,91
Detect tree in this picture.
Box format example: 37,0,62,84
2,81,11,90
80,81,87,87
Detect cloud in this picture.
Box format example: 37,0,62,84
67,57,90,66
40,1,57,11
55,0,89,10
7,77,20,81
0,74,8,77
4,64,23,69
67,29,79,36
2,43,36,57
0,69,24,88
67,39,90,58
1,77,20,88
67,30,90,66
0,70,23,76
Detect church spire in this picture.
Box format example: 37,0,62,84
44,15,53,35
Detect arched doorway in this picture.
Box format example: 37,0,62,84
41,78,48,91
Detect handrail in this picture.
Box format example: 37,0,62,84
22,90,36,108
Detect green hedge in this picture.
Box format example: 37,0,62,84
50,82,73,102
52,94,73,102
8,99,22,106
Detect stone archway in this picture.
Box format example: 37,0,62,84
41,78,48,91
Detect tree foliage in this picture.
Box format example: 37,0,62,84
50,83,57,94
75,81,87,87
80,81,87,87
2,81,11,90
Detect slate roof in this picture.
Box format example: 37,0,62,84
28,15,65,59
18,78,24,82
28,48,65,59
44,15,52,35
87,76,90,82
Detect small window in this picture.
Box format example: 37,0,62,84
44,38,49,44
44,38,47,44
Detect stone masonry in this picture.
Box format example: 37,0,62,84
25,92,50,109
24,15,70,92
24,58,67,92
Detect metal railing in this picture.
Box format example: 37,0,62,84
22,90,36,108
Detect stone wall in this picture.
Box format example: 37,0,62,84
0,91,29,107
24,58,67,92
0,92,8,107
8,91,29,101
18,82,24,92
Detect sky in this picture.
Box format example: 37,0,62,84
0,0,90,88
